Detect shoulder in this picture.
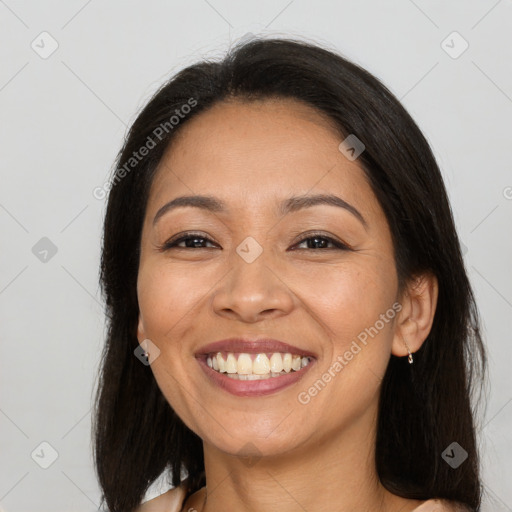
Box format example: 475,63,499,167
134,485,186,512
413,499,472,511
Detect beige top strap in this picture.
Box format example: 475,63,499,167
412,499,470,511
167,486,187,512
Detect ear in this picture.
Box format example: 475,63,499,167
137,313,146,344
391,271,439,358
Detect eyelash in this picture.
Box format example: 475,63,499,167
158,231,351,252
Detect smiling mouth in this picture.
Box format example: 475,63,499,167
205,351,312,380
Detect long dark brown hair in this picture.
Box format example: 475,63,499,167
92,37,488,512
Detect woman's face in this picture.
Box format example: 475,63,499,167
137,98,401,458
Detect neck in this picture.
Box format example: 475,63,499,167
196,401,418,512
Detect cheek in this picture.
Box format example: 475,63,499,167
296,260,396,338
298,260,397,404
294,267,397,423
137,263,209,430
137,261,210,340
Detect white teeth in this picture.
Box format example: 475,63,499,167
207,351,312,377
216,353,226,373
270,353,284,373
226,353,237,374
253,354,270,374
282,353,292,373
237,353,252,374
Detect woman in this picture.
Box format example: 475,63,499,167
92,37,487,512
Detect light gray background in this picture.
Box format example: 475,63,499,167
1,1,511,511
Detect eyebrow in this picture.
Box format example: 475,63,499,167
152,193,368,229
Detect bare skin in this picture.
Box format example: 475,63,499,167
136,98,438,512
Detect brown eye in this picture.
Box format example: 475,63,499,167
159,232,218,251
291,232,351,251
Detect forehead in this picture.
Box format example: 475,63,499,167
147,98,375,218
168,96,342,151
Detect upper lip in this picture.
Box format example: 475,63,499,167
195,337,317,358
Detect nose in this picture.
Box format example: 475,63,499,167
211,248,295,323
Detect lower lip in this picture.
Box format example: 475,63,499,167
196,357,315,397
